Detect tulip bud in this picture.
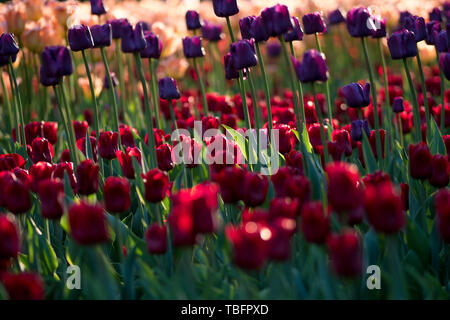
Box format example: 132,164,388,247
243,172,268,207
107,18,129,39
408,142,432,180
140,32,162,59
28,137,54,164
201,22,223,42
98,131,119,160
29,161,54,193
342,82,371,108
435,189,450,242
350,119,370,142
429,7,442,22
119,125,137,149
1,272,44,300
0,215,19,259
439,52,450,81
68,201,109,245
159,77,181,100
403,15,426,42
269,197,299,220
182,36,205,59
4,178,32,214
239,16,255,40
292,50,328,83
284,17,303,42
387,29,417,60
103,177,131,213
302,12,326,35
142,168,170,203
327,229,363,277
224,52,239,80
116,147,141,179
346,7,373,38
121,22,146,53
156,143,174,172
185,10,202,30
371,17,386,38
90,0,106,16
145,223,167,254
261,4,292,37
76,159,99,195
68,25,94,52
0,33,19,58
76,136,99,163
0,154,26,172
230,39,257,70
328,9,346,25
428,154,450,188
41,46,73,78
285,150,303,174
213,166,246,203
301,201,330,244
392,96,404,113
425,21,441,45
91,24,112,48
268,217,296,261
212,0,239,18
434,30,448,53
38,178,64,220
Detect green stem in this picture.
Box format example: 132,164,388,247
8,60,25,147
397,113,404,149
115,39,126,115
1,71,13,134
134,52,157,169
403,58,422,143
379,39,394,150
436,49,446,131
81,50,100,138
314,33,333,126
169,99,178,132
312,83,331,164
225,16,235,43
238,70,251,168
148,58,161,130
100,47,121,147
416,47,430,141
193,57,209,116
255,42,273,138
361,37,382,162
289,41,306,127
247,71,260,168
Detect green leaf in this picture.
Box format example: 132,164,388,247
429,117,446,155
222,124,248,160
361,131,377,173
405,219,431,266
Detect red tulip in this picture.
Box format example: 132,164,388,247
285,150,303,174
68,201,109,245
119,124,137,148
0,154,25,171
142,168,170,203
103,177,131,213
72,120,89,141
269,197,300,220
326,162,363,213
38,179,64,219
0,272,44,300
52,161,77,191
327,229,363,277
168,195,196,246
332,129,352,157
409,142,432,180
76,136,98,163
274,123,295,154
98,131,119,160
42,121,58,145
4,178,31,214
362,170,391,186
76,159,99,195
435,189,450,242
188,182,219,234
116,147,141,179
156,143,174,171
29,161,54,193
364,181,405,234
28,137,54,163
12,168,31,188
0,171,15,207
145,223,167,254
225,222,270,269
301,201,330,244
243,172,269,207
268,217,296,261
0,215,19,259
213,166,246,203
60,149,71,162
400,182,409,211
428,154,450,188
369,129,386,159
443,135,450,157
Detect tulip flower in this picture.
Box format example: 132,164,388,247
425,21,441,45
76,159,99,196
429,7,442,22
29,161,54,193
392,97,404,113
142,168,170,203
269,197,300,220
52,161,76,191
267,218,296,261
284,17,303,42
328,9,346,25
121,23,146,53
90,0,106,16
409,142,432,180
68,201,109,245
98,131,119,160
76,136,99,163
350,119,370,142
327,229,363,277
38,178,64,220
224,52,239,80
90,24,112,48
0,153,25,171
68,25,94,52
403,15,426,42
1,272,44,300
230,39,257,70
302,12,326,35
292,50,328,83
103,177,131,213
212,0,239,18
156,143,174,172
28,137,54,164
341,82,371,109
435,189,450,242
145,223,167,254
346,7,373,38
4,178,32,214
108,18,129,39
201,22,224,42
428,154,450,188
243,172,269,207
301,201,330,244
0,215,19,259
371,17,386,38
186,10,202,31
116,147,142,179
261,4,292,37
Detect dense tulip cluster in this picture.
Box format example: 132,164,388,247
0,0,448,301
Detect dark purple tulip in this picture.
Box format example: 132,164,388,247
447,23,450,47
439,52,450,81
230,39,257,70
371,17,386,38
302,12,326,35
392,97,404,113
399,11,413,27
39,67,61,87
403,15,426,42
435,30,448,53
351,119,370,142
186,10,202,30
266,41,281,58
68,25,93,52
201,22,223,42
346,7,373,38
182,36,205,59
342,83,371,108
239,16,256,40
0,33,19,57
249,16,269,42
41,46,73,78
284,17,303,42
328,9,346,25
291,49,328,83
90,24,112,48
426,21,442,45
90,0,106,16
159,77,181,100
121,23,147,53
429,7,442,22
224,52,239,80
0,54,16,67
103,72,117,89
212,0,239,18
140,32,162,59
107,18,129,39
137,21,151,32
261,4,292,37
387,29,417,60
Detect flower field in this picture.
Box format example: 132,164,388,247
0,0,449,300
